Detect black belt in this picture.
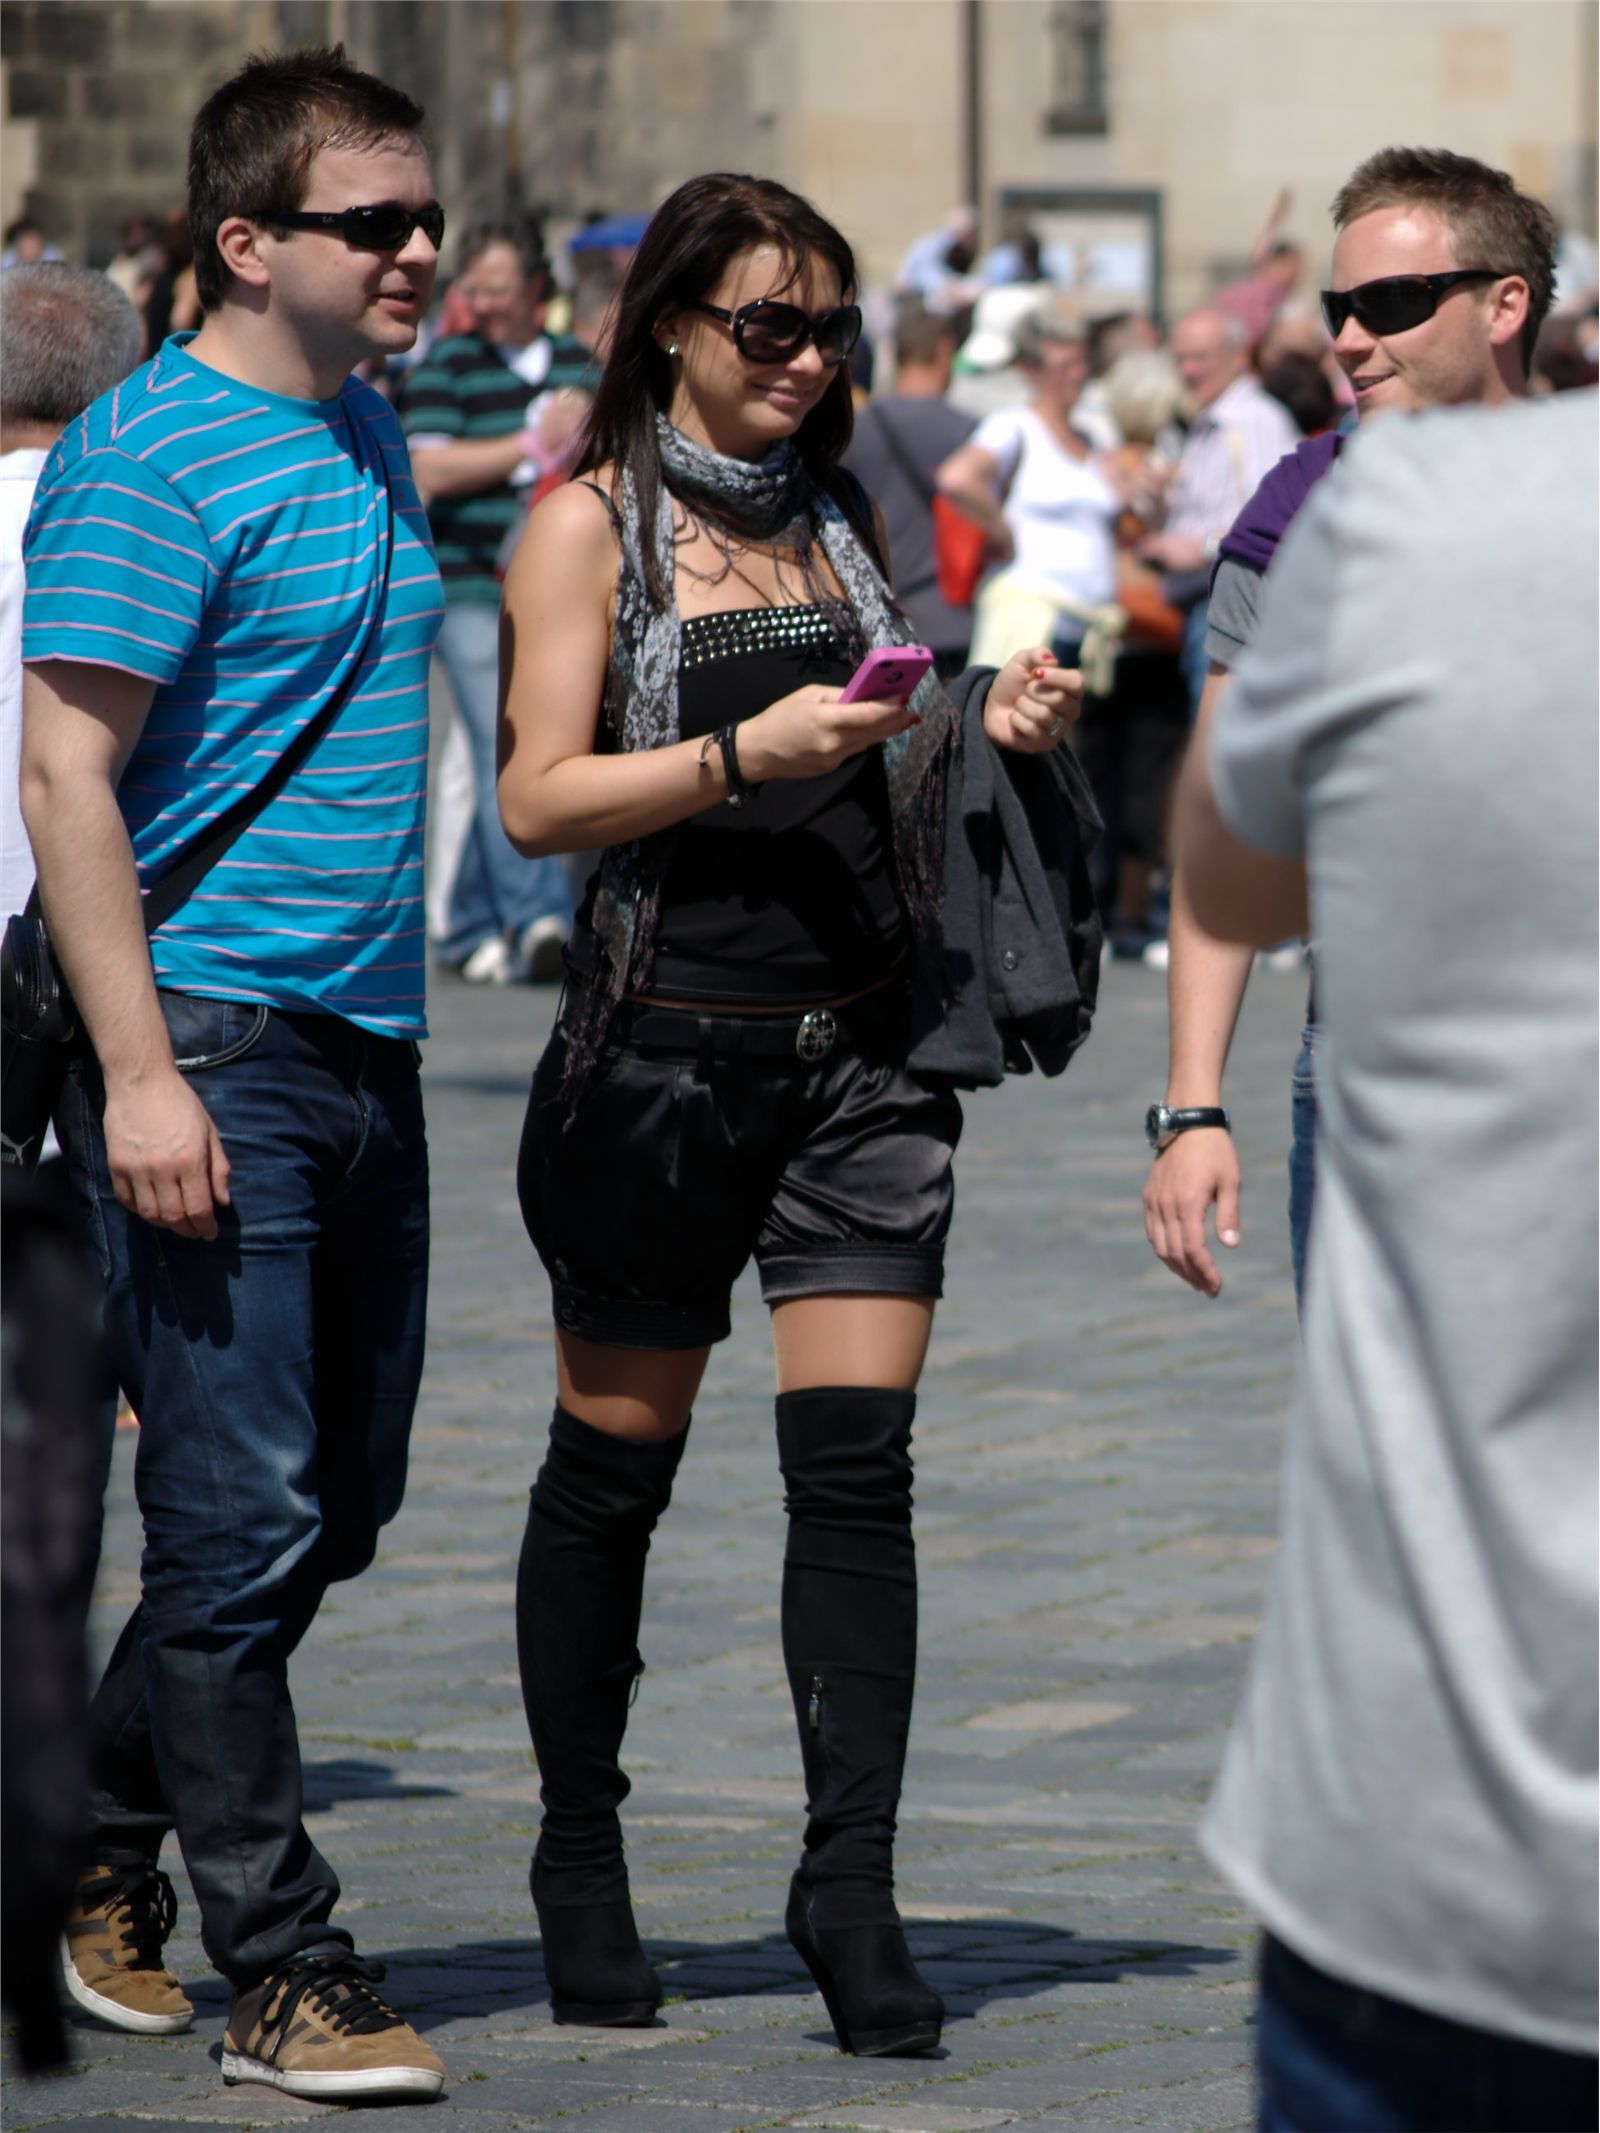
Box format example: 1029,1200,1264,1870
613,982,908,1065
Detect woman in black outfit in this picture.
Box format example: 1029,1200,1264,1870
498,174,1082,2059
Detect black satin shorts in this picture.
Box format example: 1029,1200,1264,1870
517,987,963,1350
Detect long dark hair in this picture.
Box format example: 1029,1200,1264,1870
578,172,859,605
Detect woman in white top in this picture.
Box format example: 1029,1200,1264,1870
935,297,1126,653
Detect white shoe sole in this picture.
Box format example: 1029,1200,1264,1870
60,1946,193,2034
221,2047,445,2100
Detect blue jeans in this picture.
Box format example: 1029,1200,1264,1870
435,600,570,962
1181,596,1212,720
1288,1023,1317,1311
56,994,429,1987
1258,1934,1599,2132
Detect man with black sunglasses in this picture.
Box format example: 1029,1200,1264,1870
20,45,447,2103
1144,146,1554,1303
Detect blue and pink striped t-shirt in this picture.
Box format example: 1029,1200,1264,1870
22,332,443,1037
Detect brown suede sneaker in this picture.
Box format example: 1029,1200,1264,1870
222,1954,444,2102
62,1856,193,2035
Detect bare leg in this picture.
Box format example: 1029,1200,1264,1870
770,1295,934,1394
556,1330,709,1442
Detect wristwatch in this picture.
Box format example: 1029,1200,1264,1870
1146,1103,1231,1153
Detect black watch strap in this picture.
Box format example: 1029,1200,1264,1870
1146,1103,1231,1151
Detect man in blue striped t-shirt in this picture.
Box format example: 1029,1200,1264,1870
21,47,448,2103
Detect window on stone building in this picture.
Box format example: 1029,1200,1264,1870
1045,0,1109,137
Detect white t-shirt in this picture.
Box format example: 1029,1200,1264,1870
970,404,1120,613
1,447,49,920
1204,396,1598,2054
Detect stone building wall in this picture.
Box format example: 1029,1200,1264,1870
1,0,275,264
973,0,1600,313
1,0,1593,305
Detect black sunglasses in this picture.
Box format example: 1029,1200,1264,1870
253,201,446,253
690,297,862,367
1320,268,1509,339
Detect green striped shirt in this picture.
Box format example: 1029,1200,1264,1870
402,332,596,605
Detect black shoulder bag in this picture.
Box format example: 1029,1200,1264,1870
1,472,396,1169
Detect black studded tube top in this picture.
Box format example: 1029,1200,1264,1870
571,603,908,1005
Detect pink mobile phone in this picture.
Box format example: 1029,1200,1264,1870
838,645,934,703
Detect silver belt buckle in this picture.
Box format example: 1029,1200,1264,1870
795,1008,838,1062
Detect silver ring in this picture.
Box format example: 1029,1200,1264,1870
1047,716,1064,739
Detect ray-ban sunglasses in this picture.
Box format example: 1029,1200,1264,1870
1320,268,1510,339
252,201,446,252
690,296,863,367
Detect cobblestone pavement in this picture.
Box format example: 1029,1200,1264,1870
14,960,1308,2132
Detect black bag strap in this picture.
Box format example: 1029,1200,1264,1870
870,403,938,507
133,455,397,937
861,407,947,602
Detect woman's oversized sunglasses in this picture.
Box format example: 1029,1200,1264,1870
1319,268,1509,339
251,202,447,252
690,296,863,367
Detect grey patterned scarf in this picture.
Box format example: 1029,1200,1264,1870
561,414,955,1107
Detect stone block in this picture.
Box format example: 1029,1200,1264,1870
84,72,158,122
7,69,71,122
788,2111,1018,2131
29,4,114,65
963,1698,1137,1736
127,130,186,182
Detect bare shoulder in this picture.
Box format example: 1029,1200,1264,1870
507,469,620,604
530,468,621,548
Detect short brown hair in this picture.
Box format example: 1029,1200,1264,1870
893,300,956,369
1332,146,1556,373
188,44,426,312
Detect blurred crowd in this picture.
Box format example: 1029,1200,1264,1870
4,34,1594,2117
6,184,1597,984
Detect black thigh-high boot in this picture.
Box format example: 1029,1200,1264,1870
775,1386,943,2057
516,1404,688,2025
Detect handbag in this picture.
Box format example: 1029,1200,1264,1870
1,470,396,1171
870,405,988,610
931,493,988,609
1115,552,1186,655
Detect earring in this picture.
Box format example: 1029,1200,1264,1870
666,341,680,355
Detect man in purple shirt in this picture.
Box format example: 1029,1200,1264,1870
1142,147,1556,1302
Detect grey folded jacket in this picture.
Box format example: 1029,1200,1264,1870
908,665,1103,1089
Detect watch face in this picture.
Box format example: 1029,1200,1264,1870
1145,1104,1167,1151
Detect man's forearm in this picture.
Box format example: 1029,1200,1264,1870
1163,867,1256,1105
1163,665,1253,1104
24,771,172,1086
410,434,527,502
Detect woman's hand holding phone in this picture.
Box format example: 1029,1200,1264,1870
737,682,921,783
984,645,1084,755
739,645,933,783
